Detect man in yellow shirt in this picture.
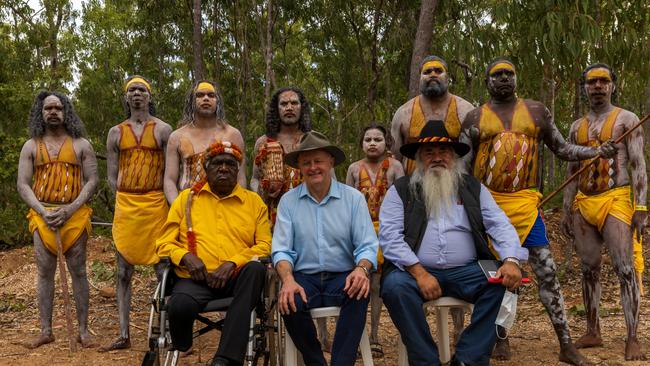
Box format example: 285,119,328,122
156,141,272,366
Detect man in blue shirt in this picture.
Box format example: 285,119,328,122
272,131,378,366
379,120,527,366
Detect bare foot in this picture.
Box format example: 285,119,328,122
625,338,646,361
574,333,603,349
98,337,131,352
24,333,55,349
559,343,594,366
77,334,99,348
492,336,511,360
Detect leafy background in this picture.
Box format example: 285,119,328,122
1,0,649,247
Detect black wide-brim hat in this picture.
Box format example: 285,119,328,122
400,120,471,160
284,130,346,169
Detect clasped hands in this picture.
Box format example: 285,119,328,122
41,205,73,230
181,253,236,288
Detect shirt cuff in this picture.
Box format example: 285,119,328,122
355,251,378,271
392,253,420,272
272,252,294,268
170,247,190,267
227,254,249,269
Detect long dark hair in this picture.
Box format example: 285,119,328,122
265,86,312,138
179,80,226,126
29,91,86,138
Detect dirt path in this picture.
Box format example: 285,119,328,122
1,212,649,365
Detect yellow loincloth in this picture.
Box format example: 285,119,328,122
489,188,542,245
574,186,644,274
113,191,169,265
27,205,92,255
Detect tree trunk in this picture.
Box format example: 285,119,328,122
44,0,66,90
191,0,206,81
212,1,221,81
407,0,438,99
261,0,276,107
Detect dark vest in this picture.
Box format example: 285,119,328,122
381,174,496,281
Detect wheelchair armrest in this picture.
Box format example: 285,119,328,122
257,256,272,265
158,256,172,266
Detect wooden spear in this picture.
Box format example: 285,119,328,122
55,230,77,352
538,114,650,208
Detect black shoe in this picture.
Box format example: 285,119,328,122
449,355,467,366
210,356,230,366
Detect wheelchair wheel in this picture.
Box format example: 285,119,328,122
142,285,178,366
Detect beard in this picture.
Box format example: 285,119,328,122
410,158,465,220
420,79,448,98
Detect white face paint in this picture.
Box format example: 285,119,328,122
362,128,387,159
584,68,614,107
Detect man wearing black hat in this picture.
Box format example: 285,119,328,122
272,131,379,366
379,120,526,366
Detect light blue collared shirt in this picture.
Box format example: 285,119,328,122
379,183,528,271
272,178,379,274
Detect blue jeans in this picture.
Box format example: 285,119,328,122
381,263,505,366
281,271,369,366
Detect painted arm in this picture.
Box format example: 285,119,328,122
71,139,99,211
249,137,264,194
460,107,481,169
106,126,120,193
163,132,181,204
626,116,647,240
390,106,405,162
541,107,603,161
157,121,173,151
16,140,48,218
561,162,580,239
345,163,357,187
230,128,247,188
561,122,580,239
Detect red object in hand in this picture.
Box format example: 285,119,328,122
488,277,531,284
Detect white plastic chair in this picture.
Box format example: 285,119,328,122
398,297,474,365
284,306,374,366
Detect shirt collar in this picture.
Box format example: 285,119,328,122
198,182,245,203
298,178,340,203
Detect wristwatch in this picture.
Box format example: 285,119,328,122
503,257,521,268
356,265,371,277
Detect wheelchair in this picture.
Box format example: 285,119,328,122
141,257,284,366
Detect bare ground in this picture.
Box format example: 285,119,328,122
1,211,649,366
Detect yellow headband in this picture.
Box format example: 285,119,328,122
195,82,216,93
124,77,151,93
489,62,516,75
586,68,612,81
421,60,447,73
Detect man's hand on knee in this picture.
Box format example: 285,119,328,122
407,263,442,300
344,267,370,300
207,261,235,289
278,277,307,315
181,253,208,282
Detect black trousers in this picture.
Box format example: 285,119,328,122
167,261,265,362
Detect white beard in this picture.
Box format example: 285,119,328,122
410,158,465,220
